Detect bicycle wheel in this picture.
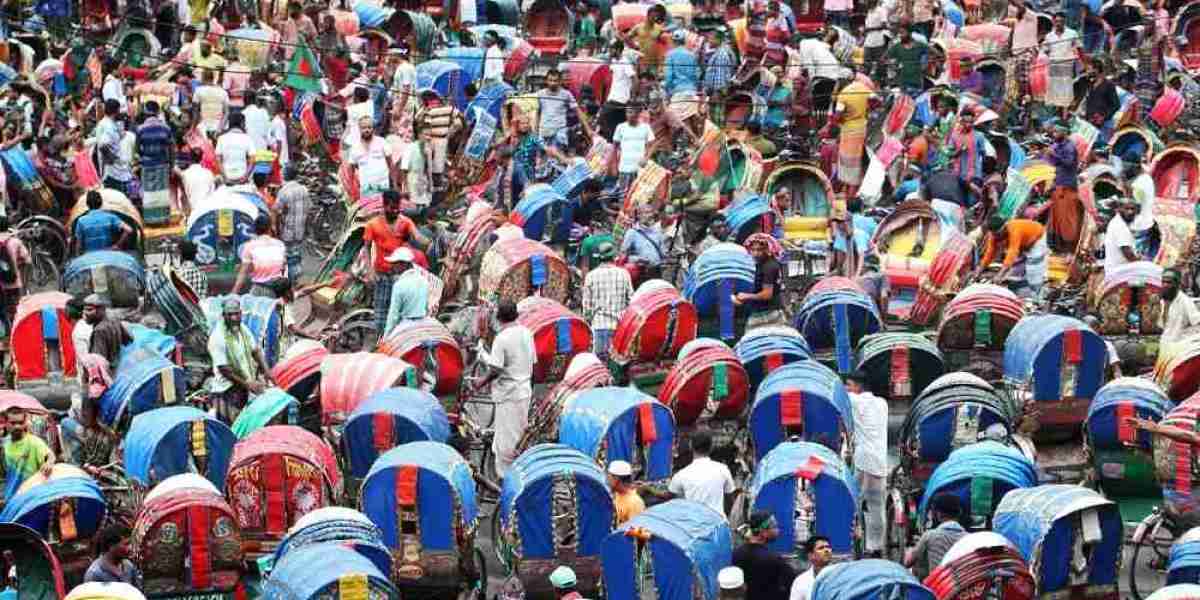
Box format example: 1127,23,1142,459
1129,511,1174,600
27,250,60,292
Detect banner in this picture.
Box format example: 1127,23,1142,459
998,167,1032,219
463,110,497,162
1071,117,1099,159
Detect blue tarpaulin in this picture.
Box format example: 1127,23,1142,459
499,444,612,560
559,387,675,481
1003,315,1105,402
362,442,477,553
99,355,187,426
0,476,106,539
918,441,1038,522
810,559,935,600
263,541,396,600
750,442,859,555
750,361,853,460
344,390,451,478
602,500,732,600
123,406,235,489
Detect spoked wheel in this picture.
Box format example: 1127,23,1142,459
329,310,378,353
1128,510,1175,600
27,249,60,292
306,199,347,255
16,216,69,266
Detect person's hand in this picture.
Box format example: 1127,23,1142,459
1124,416,1156,432
40,461,53,477
247,381,266,395
732,293,743,306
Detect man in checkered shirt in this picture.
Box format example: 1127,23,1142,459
581,241,632,362
175,239,209,298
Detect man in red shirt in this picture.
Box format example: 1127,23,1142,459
362,191,429,334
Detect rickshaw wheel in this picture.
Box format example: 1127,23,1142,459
1129,510,1177,600
27,249,60,292
306,197,347,255
16,217,69,266
329,310,378,353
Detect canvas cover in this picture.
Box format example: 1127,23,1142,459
1004,316,1106,431
517,298,592,384
271,340,327,402
320,353,417,425
794,289,883,374
732,327,812,394
560,387,675,481
262,541,397,600
855,332,944,401
682,243,755,339
1168,530,1200,585
376,318,464,396
0,476,106,539
937,283,1025,351
99,356,186,427
750,361,853,460
1086,377,1172,496
361,442,478,553
131,486,243,594
12,292,76,381
231,388,300,439
511,184,573,243
0,523,65,600
272,507,389,577
478,237,571,305
658,338,748,426
227,426,342,536
612,285,699,366
602,500,732,600
123,407,235,489
343,389,450,478
811,559,935,600
62,251,145,309
750,442,859,555
185,192,259,272
898,373,1013,479
919,442,1038,524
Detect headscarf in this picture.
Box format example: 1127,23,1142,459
744,232,783,258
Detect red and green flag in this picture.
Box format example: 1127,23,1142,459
285,39,323,93
690,126,732,196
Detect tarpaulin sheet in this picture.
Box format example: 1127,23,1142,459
362,442,477,552
559,387,674,480
602,499,732,600
117,323,179,365
498,444,612,559
273,507,387,572
231,388,300,439
1003,315,1105,401
352,1,395,28
344,389,450,478
513,184,571,241
0,476,105,539
749,442,859,554
263,541,395,600
415,59,468,110
1168,538,1200,585
918,441,1037,520
62,250,145,286
750,361,853,460
1086,377,1173,453
123,407,235,488
898,373,1012,464
99,355,187,426
682,243,756,318
810,558,935,600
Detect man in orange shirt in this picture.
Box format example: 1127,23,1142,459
361,191,429,334
976,216,1049,299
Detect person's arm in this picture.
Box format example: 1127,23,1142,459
1127,417,1200,446
252,345,273,387
38,440,55,476
233,258,251,294
903,531,929,568
113,222,133,251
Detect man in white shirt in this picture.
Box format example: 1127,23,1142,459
193,69,230,136
612,105,655,188
482,31,506,85
343,87,376,149
267,104,290,170
214,112,258,185
242,92,271,150
845,371,888,557
1163,268,1200,348
101,64,127,112
177,149,215,214
599,41,637,138
788,536,832,600
1103,198,1140,272
347,116,394,198
470,300,535,478
1042,12,1081,112
664,431,735,516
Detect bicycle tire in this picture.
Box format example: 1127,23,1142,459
1129,511,1173,600
28,251,60,292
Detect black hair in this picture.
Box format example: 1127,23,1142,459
804,535,831,553
178,239,198,261
95,525,130,555
252,172,269,188
87,190,103,210
690,430,713,455
254,216,271,234
497,300,518,323
228,112,245,130
0,215,10,231
382,189,401,205
932,492,962,518
244,91,257,106
104,99,121,116
847,196,863,214
283,164,297,181
354,86,370,102
846,369,869,385
747,121,762,135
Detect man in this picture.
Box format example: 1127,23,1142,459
735,234,784,328
1127,160,1157,255
362,191,427,333
472,300,535,478
630,5,667,74
612,105,655,190
234,217,286,297
348,116,395,199
69,298,93,360
665,430,735,516
732,511,796,599
0,215,30,332
101,60,128,112
1047,121,1082,247
267,100,290,175
73,191,132,255
621,206,665,280
1161,268,1200,347
96,99,134,197
602,41,637,139
789,536,833,600
744,122,778,160
193,69,229,136
695,216,729,257
178,149,215,216
609,460,645,525
904,493,967,579
175,240,208,298
796,32,842,116
215,112,257,186
384,247,429,334
83,294,131,368
763,1,794,66
242,92,271,151
401,124,433,210
223,49,251,112
834,69,871,199
193,40,227,82
977,216,1049,299
272,165,308,284
703,30,737,117
537,70,583,149
582,241,633,362
863,0,891,81
2,408,55,499
886,26,928,97
280,1,317,59
344,87,376,149
207,298,272,424
1104,198,1140,272
1043,12,1082,116
718,567,746,600
482,31,505,85
84,526,141,585
663,30,699,98
845,371,887,557
950,115,987,184
548,566,585,600
61,355,118,470
136,101,176,225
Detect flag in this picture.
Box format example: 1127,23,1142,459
285,38,323,93
690,126,731,195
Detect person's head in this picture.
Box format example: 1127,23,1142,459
104,98,121,117
746,121,762,136
199,40,213,57
847,195,864,215
549,566,577,597
254,216,271,236
672,28,688,46
354,86,370,104
96,525,132,560
1117,197,1138,223
220,299,241,331
143,100,160,117
987,214,1006,234
546,69,562,91
382,190,402,220
711,217,728,240
1164,267,1183,301
746,510,779,542
748,236,769,261
626,104,642,124
901,23,913,42
228,112,245,131
717,566,745,598
845,369,868,393
83,294,109,324
690,430,713,456
1052,120,1069,142
639,70,657,88
931,493,962,523
1053,11,1065,31
288,1,302,17
637,205,655,227
1125,160,1143,180
360,115,375,140
607,460,634,490
178,239,198,263
385,246,415,273
805,535,833,569
650,4,666,22
5,409,26,439
592,240,617,264
497,300,518,324
491,208,510,226
86,190,103,211
283,163,298,182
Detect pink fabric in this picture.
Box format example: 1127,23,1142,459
238,236,288,283
73,150,100,189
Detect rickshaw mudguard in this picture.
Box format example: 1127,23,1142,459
604,500,732,600
750,442,859,555
560,387,676,481
343,389,450,479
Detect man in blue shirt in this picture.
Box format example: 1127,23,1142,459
620,206,665,280
72,191,133,255
663,29,700,98
703,29,737,96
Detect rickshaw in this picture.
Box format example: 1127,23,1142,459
0,473,106,583
1111,127,1163,166
201,295,285,367
496,444,612,598
11,291,79,408
871,200,947,320
478,237,571,306
466,81,514,126
909,233,974,327
657,338,749,429
144,264,206,355
287,225,377,352
185,189,261,295
435,47,486,85
558,386,675,482
230,388,300,439
1169,528,1200,584
722,194,779,243
925,532,1036,600
1177,3,1200,73
516,297,592,384
936,283,1025,379
64,583,146,600
811,559,935,600
511,185,572,244
262,541,398,600
682,243,756,342
1151,146,1200,268
319,352,418,428
793,288,884,375
747,441,860,563
271,507,389,572
270,340,327,429
561,59,611,106
341,388,450,483
601,499,732,600
855,333,944,403
225,425,342,558
97,355,187,429
731,326,812,395
131,475,243,597
65,189,144,255
610,284,698,388
415,59,470,110
376,318,463,396
61,251,145,310
515,353,613,458
1004,315,1107,439
994,485,1123,600
0,522,66,600
0,390,61,454
123,406,235,494
919,442,1038,532
748,360,853,464
524,0,573,57
360,442,485,596
440,202,498,304
1084,377,1172,500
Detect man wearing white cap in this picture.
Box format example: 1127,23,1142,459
608,460,644,525
382,247,428,335
718,566,745,599
548,565,587,599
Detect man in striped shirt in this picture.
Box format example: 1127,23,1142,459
904,493,966,578
581,241,632,361
272,165,308,284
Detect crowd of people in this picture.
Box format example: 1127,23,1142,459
1,0,1200,595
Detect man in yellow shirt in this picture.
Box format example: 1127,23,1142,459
608,460,644,524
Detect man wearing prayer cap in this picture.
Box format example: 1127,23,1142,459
549,565,586,599
718,566,746,599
